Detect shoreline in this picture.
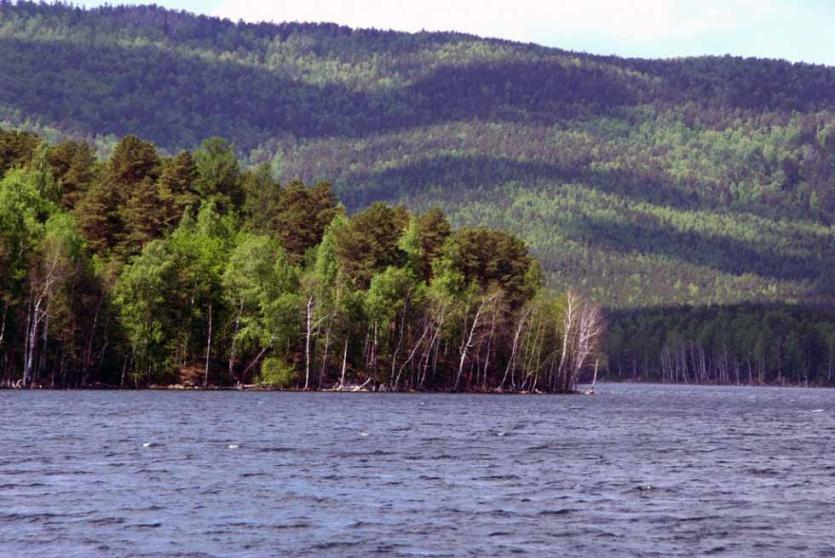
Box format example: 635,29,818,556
3,380,834,391
0,382,584,394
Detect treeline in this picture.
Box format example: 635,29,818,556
0,130,604,391
607,305,835,386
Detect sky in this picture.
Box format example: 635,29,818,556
73,0,835,65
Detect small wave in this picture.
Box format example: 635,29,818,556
311,540,356,551
0,511,61,523
474,474,521,481
88,517,126,526
538,509,575,516
0,482,46,489
257,446,294,453
132,522,162,529
271,521,311,530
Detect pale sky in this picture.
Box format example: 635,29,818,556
73,0,835,65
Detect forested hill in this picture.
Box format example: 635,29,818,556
2,1,835,309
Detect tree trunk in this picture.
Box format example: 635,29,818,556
501,307,529,390
0,303,7,350
339,338,349,389
241,338,274,383
395,322,430,390
228,302,242,385
304,296,314,390
203,303,212,388
319,321,331,389
456,295,494,391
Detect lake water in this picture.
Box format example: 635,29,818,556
1,384,834,557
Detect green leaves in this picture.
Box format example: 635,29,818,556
194,137,242,211
0,168,51,293
2,128,606,390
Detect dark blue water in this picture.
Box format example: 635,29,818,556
1,384,834,557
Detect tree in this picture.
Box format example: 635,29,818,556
109,135,160,188
0,128,39,176
364,265,424,388
1,128,624,392
23,213,86,387
157,151,198,230
223,233,299,385
48,140,96,210
122,177,162,252
114,240,176,384
116,204,235,385
194,137,242,211
445,227,537,308
73,177,118,254
0,169,51,375
240,163,282,233
333,202,408,289
28,142,61,204
269,180,339,260
417,207,451,281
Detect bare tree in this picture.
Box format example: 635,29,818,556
455,293,497,391
557,290,604,392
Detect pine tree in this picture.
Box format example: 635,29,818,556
51,142,96,210
194,137,241,211
109,135,160,189
122,177,163,253
272,180,339,261
417,207,451,281
73,178,117,254
158,151,198,230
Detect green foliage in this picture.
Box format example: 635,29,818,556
268,180,339,260
3,130,570,389
0,128,39,175
28,142,60,203
47,140,97,210
108,135,160,187
256,356,297,388
194,137,242,211
3,4,834,309
157,150,198,230
223,232,300,362
334,202,409,289
444,227,537,307
2,0,835,386
114,240,175,381
0,168,50,298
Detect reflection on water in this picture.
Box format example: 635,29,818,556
1,384,834,557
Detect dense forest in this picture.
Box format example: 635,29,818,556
2,2,834,309
1,2,834,386
0,130,607,391
608,305,835,386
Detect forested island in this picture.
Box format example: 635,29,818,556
1,2,835,388
0,130,605,391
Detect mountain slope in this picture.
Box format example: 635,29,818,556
1,1,834,308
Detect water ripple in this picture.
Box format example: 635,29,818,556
1,385,834,557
